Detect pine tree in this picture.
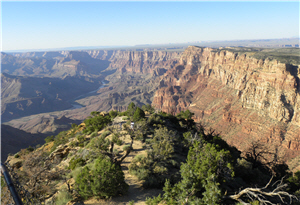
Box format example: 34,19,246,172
127,102,136,116
133,107,145,121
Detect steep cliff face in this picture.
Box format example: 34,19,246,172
87,50,182,74
2,50,181,78
153,46,300,161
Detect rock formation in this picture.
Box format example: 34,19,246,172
87,50,181,74
152,46,300,162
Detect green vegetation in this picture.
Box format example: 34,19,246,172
50,131,70,152
214,47,300,65
133,107,145,121
109,110,119,119
75,155,128,199
55,188,72,205
142,104,155,114
44,135,55,143
68,156,86,170
129,127,179,188
7,103,300,204
83,113,111,134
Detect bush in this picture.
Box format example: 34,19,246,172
75,155,128,199
101,131,110,138
122,116,129,120
147,114,164,126
133,107,145,121
127,102,136,116
83,114,111,133
90,130,98,138
55,189,72,205
68,157,86,170
87,135,110,152
142,104,155,114
45,135,55,143
123,145,131,152
129,127,177,188
51,131,69,152
26,146,34,152
109,110,119,119
176,109,194,120
118,111,128,117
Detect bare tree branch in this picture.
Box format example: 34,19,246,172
226,177,298,205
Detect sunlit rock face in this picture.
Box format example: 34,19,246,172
88,50,182,74
153,46,300,163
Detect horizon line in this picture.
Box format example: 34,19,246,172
2,37,299,53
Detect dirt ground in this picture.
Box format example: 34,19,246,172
84,121,163,205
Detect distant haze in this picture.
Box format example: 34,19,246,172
2,1,299,51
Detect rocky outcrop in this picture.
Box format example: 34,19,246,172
87,50,182,74
2,50,181,78
153,46,300,162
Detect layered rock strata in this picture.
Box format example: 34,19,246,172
87,50,182,74
152,46,300,162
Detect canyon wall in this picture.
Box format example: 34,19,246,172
87,50,182,74
2,50,182,77
152,46,300,162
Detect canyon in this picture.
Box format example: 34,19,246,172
1,46,300,171
152,46,300,171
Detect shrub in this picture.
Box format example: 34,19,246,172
146,194,163,205
68,157,86,170
55,189,72,205
87,135,110,152
141,104,155,114
109,110,119,119
75,155,128,199
83,114,111,133
127,102,136,116
133,107,145,121
129,200,135,205
118,111,128,117
122,116,129,120
129,127,176,188
90,131,98,138
51,131,69,152
101,131,110,138
26,146,34,152
69,140,77,148
45,135,55,143
176,109,194,120
123,145,131,152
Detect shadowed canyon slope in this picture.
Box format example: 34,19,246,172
1,50,182,133
2,47,300,171
1,50,181,122
1,73,101,121
152,46,300,166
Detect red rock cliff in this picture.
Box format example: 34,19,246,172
152,46,300,163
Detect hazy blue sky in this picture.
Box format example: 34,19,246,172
1,1,299,51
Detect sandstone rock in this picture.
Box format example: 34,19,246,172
49,145,70,161
7,157,23,169
152,46,300,164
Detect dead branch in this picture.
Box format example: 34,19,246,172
227,176,299,205
245,141,278,169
